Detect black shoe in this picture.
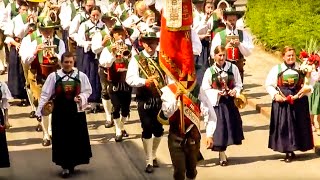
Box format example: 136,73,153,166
285,152,295,163
219,160,228,166
61,169,70,178
115,135,123,142
29,111,36,118
68,167,75,174
153,159,159,168
122,130,129,137
35,124,42,132
145,164,154,173
104,121,114,128
42,139,51,146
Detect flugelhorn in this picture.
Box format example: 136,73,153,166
113,39,131,59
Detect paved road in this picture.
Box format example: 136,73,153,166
1,83,320,180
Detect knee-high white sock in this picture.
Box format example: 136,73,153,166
142,138,153,166
41,116,50,140
26,88,36,111
113,118,123,136
102,99,112,122
152,136,162,160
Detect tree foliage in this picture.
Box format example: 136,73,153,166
245,0,320,52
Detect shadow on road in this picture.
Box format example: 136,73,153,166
199,152,318,167
2,141,173,180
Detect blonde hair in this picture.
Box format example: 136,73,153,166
142,9,155,21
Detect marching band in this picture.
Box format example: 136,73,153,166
0,0,318,180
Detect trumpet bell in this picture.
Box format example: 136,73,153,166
234,93,247,109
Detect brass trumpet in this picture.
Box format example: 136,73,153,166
43,36,58,64
114,40,131,59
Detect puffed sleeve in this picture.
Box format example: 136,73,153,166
125,55,146,87
191,28,202,56
231,64,243,97
160,85,178,118
78,71,92,110
35,72,56,117
265,65,280,100
99,46,116,68
91,31,104,54
59,2,72,30
238,30,254,57
0,82,13,109
201,68,221,106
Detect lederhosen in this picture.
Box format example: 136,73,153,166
98,29,112,100
28,35,60,106
158,84,201,180
268,64,313,153
107,45,132,119
52,71,92,169
135,53,164,139
209,64,244,151
220,29,245,81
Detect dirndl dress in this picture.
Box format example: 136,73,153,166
209,65,244,151
309,81,320,115
7,46,27,99
268,68,314,153
82,50,101,103
0,109,10,168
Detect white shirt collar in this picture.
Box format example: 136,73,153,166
142,50,157,58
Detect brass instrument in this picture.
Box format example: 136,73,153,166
234,93,247,109
39,1,60,24
217,0,230,11
136,55,166,96
114,39,131,59
28,11,37,32
43,36,58,63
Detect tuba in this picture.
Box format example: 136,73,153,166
114,39,131,59
234,93,247,109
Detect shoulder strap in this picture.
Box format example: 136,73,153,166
238,30,243,42
70,2,76,20
219,30,227,46
35,36,43,63
3,0,9,7
20,13,28,24
11,2,18,18
30,31,38,41
53,37,60,54
209,66,216,75
278,64,282,75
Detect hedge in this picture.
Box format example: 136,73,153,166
245,0,320,52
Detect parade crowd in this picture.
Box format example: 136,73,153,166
0,0,320,179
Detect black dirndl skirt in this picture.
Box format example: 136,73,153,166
52,95,92,168
268,87,314,153
76,46,85,72
7,46,27,99
83,50,101,103
195,39,210,84
211,96,244,151
62,30,69,51
0,110,10,168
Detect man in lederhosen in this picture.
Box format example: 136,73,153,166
20,16,65,146
126,27,164,173
210,7,253,82
91,12,117,128
99,22,134,142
